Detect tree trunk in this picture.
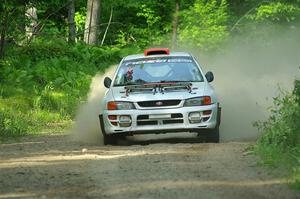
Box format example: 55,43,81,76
0,12,8,59
171,0,179,50
84,0,101,45
18,1,26,39
68,0,76,43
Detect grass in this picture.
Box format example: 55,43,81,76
0,38,140,140
253,144,300,189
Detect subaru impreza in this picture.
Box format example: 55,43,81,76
99,48,221,145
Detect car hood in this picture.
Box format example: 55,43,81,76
111,82,207,102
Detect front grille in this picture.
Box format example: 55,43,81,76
137,121,158,126
137,100,181,107
163,119,184,124
171,113,183,118
136,113,183,126
137,115,149,120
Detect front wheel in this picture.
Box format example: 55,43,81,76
206,105,221,143
99,114,118,145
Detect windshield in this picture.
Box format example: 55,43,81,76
114,57,204,86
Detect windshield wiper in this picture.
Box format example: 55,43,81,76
114,82,142,86
120,80,194,96
160,80,191,83
160,80,204,83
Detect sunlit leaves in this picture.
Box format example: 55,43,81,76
250,2,300,23
178,0,229,52
75,8,86,40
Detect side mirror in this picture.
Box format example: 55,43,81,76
205,71,214,83
104,77,112,88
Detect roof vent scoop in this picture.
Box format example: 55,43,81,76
144,48,170,56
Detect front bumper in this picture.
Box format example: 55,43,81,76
100,103,220,135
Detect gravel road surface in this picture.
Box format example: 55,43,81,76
0,134,299,199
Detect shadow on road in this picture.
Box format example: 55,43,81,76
118,133,207,146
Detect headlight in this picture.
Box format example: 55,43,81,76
184,96,211,106
107,101,135,110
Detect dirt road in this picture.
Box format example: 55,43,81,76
0,134,299,199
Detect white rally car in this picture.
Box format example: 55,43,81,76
99,48,221,145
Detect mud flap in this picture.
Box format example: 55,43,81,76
217,103,221,127
98,114,106,136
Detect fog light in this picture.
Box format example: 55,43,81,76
111,122,118,126
119,115,132,127
189,112,201,123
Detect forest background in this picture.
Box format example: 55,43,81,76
0,0,300,188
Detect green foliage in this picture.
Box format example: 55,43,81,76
107,1,174,48
0,110,28,138
0,96,69,139
178,0,229,52
137,5,162,28
135,4,165,46
254,93,300,149
254,80,300,188
294,80,300,105
0,38,129,138
249,2,300,23
75,7,87,41
1,0,299,52
0,96,30,137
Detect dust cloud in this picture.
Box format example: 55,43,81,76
199,26,300,141
71,66,116,144
72,27,299,144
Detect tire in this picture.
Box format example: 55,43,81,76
206,127,219,143
103,134,118,145
99,114,118,145
206,105,221,143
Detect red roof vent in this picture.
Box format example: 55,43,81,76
144,48,170,56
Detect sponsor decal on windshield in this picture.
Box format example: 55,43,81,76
125,59,192,66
